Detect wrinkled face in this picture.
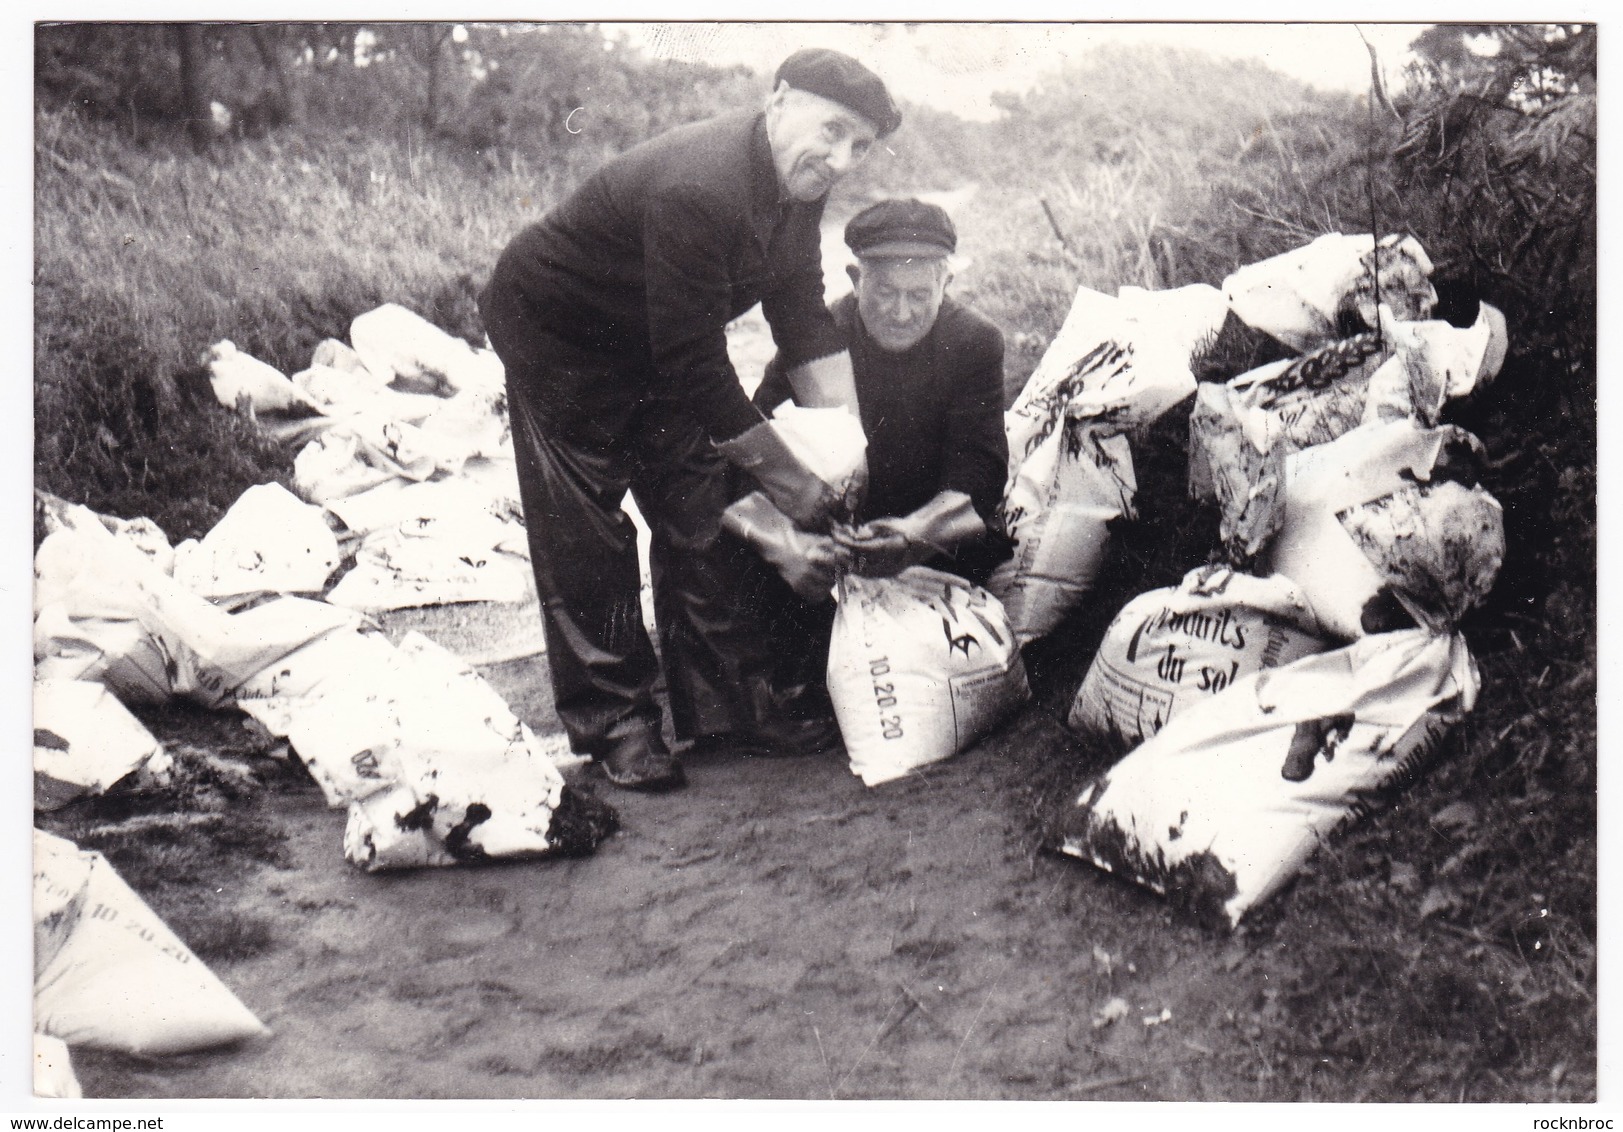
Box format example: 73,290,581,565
764,84,878,202
850,257,950,353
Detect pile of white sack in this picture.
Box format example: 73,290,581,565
34,305,613,875
202,303,534,613
1044,233,1509,929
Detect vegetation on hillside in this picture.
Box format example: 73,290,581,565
32,22,1594,1101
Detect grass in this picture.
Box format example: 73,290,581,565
33,103,585,539
32,33,1595,1102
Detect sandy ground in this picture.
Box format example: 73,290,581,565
69,597,1283,1101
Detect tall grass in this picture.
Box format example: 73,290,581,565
33,103,606,538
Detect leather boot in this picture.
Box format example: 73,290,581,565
600,735,686,791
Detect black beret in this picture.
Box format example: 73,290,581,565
844,198,957,258
775,48,902,138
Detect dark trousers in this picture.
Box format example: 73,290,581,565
484,293,773,760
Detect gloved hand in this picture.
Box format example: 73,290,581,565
783,351,869,515
722,492,846,602
717,420,844,533
832,490,986,578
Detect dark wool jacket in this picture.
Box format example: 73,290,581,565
485,109,844,443
755,292,1009,529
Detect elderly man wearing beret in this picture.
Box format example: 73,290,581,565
725,197,1012,725
480,50,901,791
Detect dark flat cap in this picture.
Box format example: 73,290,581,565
775,48,901,138
845,198,957,259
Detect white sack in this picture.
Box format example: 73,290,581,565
311,336,388,381
1054,629,1479,929
1191,333,1390,497
1266,420,1503,638
33,829,269,1054
35,524,361,707
325,476,523,540
767,401,869,500
322,478,532,611
1222,233,1437,351
1190,305,1508,563
292,362,440,422
202,340,326,418
324,529,532,613
991,283,1227,644
1006,283,1227,465
36,494,175,575
34,827,92,979
1068,566,1328,749
232,627,403,761
34,679,173,811
350,303,505,398
291,409,512,508
415,387,513,467
829,567,1029,786
34,1033,82,1099
236,628,570,865
1362,302,1509,427
172,483,340,601
337,634,568,870
1187,333,1391,559
986,418,1134,644
292,429,400,505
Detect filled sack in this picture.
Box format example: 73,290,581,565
986,417,1135,645
35,493,175,575
990,283,1228,644
34,521,361,708
1222,233,1436,351
235,628,595,870
34,1033,82,1099
202,339,326,421
828,566,1029,786
1053,629,1479,930
34,829,269,1053
172,482,341,602
1189,303,1508,562
34,679,173,811
1265,419,1504,639
1067,565,1328,750
1361,301,1509,427
1187,330,1391,513
349,302,506,399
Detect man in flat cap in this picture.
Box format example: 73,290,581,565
726,197,1011,710
480,50,901,791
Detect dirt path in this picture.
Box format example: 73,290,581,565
70,623,1281,1101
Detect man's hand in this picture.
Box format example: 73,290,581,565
833,518,921,578
777,533,845,601
833,491,987,578
722,492,845,601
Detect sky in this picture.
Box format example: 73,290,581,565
618,22,1432,120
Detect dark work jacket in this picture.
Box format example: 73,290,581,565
483,109,844,444
756,293,1010,530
